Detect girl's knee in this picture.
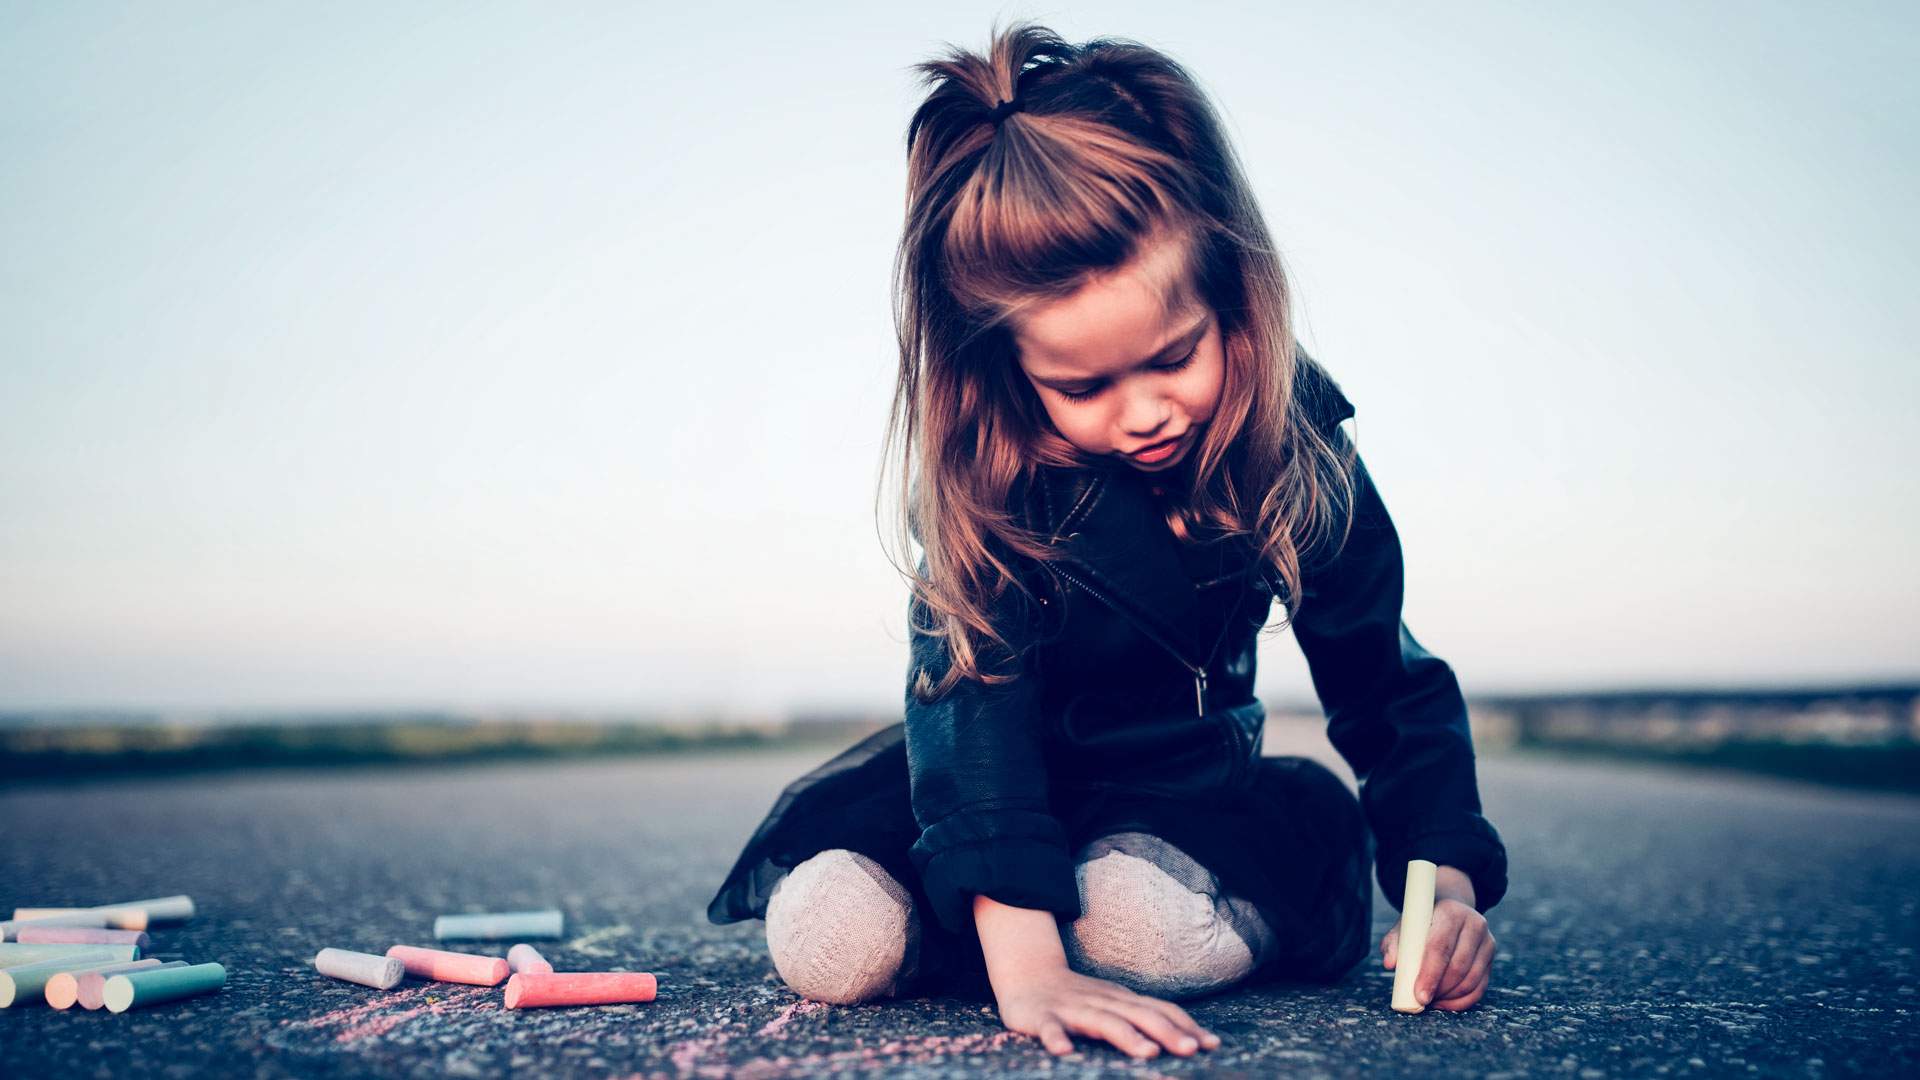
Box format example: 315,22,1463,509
1061,832,1276,1000
764,848,918,1004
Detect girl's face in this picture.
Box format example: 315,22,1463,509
1009,231,1226,474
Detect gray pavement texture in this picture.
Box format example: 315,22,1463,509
1,724,1916,1080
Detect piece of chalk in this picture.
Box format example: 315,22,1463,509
0,911,110,940
507,944,554,975
1,910,115,937
9,908,108,923
13,895,194,931
14,927,150,948
385,945,509,986
503,972,657,1009
0,942,139,967
1391,859,1439,1014
105,895,195,924
12,907,87,920
432,910,564,941
315,948,405,990
78,961,187,1010
0,950,119,1007
45,958,163,1009
103,962,226,1013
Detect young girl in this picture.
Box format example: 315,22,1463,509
709,22,1506,1059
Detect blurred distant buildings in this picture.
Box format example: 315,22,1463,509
1465,685,1920,790
1468,685,1920,748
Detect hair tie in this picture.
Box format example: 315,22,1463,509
985,97,1025,126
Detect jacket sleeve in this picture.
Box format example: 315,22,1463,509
903,562,1081,934
1289,372,1509,914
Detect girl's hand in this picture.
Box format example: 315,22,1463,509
971,893,1218,1058
1380,866,1496,1011
994,964,1220,1059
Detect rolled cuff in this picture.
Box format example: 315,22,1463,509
909,808,1081,933
1374,810,1508,914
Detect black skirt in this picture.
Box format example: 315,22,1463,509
707,723,1374,999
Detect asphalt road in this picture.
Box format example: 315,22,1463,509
2,724,1915,1079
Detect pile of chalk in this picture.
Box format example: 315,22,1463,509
317,908,657,1009
0,895,225,1012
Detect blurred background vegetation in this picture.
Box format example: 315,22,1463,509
7,686,1915,791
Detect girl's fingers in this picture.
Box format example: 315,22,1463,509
1381,923,1399,969
1074,1009,1160,1059
1137,995,1216,1048
1418,915,1467,1006
1084,982,1217,1050
1432,934,1495,1011
1113,1001,1202,1056
1434,934,1497,1011
1037,1019,1075,1056
1434,924,1485,1002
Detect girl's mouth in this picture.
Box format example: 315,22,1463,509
1127,433,1186,464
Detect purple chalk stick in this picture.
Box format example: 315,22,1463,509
507,944,554,975
13,927,151,948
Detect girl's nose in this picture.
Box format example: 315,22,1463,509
1119,383,1173,437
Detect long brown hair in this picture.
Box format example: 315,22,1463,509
884,21,1356,701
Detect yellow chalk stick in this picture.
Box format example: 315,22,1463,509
1391,859,1438,1014
12,895,193,931
0,912,109,941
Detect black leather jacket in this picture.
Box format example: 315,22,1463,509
903,362,1508,933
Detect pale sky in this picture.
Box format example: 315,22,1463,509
2,2,1915,716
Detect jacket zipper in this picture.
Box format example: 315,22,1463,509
1048,563,1210,718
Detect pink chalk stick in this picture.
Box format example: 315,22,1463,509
506,944,553,975
14,927,150,948
384,945,508,986
503,971,657,1008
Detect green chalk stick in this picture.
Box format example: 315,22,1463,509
0,949,118,1007
0,942,139,967
103,962,226,1013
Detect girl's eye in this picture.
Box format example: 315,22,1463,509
1054,346,1198,403
1156,346,1199,373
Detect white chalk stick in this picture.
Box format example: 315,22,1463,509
314,948,405,990
433,910,563,941
1391,859,1438,1014
80,960,187,1010
88,894,194,929
45,958,162,1009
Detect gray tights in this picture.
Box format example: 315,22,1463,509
763,832,1277,1004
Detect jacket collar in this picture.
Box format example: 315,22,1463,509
1028,460,1260,665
